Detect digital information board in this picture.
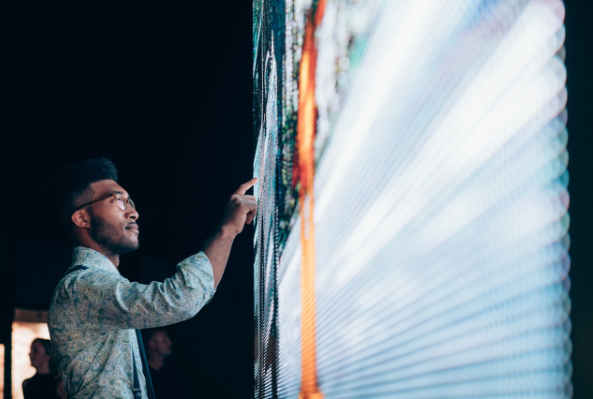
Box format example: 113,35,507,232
253,1,571,397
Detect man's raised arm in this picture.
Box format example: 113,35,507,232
203,178,258,287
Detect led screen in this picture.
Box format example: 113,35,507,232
253,0,570,398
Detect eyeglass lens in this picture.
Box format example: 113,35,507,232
114,194,135,211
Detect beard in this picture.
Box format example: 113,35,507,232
89,211,139,255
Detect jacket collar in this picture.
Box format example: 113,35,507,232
68,246,119,275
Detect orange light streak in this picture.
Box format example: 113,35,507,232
297,1,326,398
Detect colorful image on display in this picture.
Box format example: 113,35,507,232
253,0,570,397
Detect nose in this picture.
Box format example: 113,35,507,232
126,205,139,221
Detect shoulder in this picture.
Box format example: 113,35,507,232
63,267,128,291
50,267,127,314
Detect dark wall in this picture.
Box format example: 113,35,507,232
0,1,254,398
565,0,593,396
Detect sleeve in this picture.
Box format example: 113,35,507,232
73,252,216,329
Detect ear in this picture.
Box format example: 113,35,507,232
71,210,91,229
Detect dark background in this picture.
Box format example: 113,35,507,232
563,1,593,397
0,1,591,398
0,1,254,398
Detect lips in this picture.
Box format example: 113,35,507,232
126,224,139,232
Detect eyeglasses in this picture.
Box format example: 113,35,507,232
74,192,136,212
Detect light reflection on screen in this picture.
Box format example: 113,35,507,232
253,0,570,397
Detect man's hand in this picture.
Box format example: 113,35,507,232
220,178,258,236
204,178,258,287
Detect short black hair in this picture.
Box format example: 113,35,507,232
43,158,119,232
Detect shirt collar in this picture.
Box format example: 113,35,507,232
68,246,119,275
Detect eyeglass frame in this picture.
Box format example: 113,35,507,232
73,191,136,212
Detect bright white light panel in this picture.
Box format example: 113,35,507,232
255,0,571,397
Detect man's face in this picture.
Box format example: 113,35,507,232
84,180,140,254
150,331,173,357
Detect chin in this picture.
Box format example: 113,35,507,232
110,237,140,254
127,240,140,251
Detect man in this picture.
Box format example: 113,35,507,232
45,158,256,398
145,329,187,398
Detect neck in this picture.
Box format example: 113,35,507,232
36,364,51,374
148,353,166,371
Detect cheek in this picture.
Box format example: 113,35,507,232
94,210,125,229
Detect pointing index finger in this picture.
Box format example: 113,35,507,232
235,177,258,195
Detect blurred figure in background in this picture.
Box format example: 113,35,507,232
22,338,61,399
146,329,189,399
